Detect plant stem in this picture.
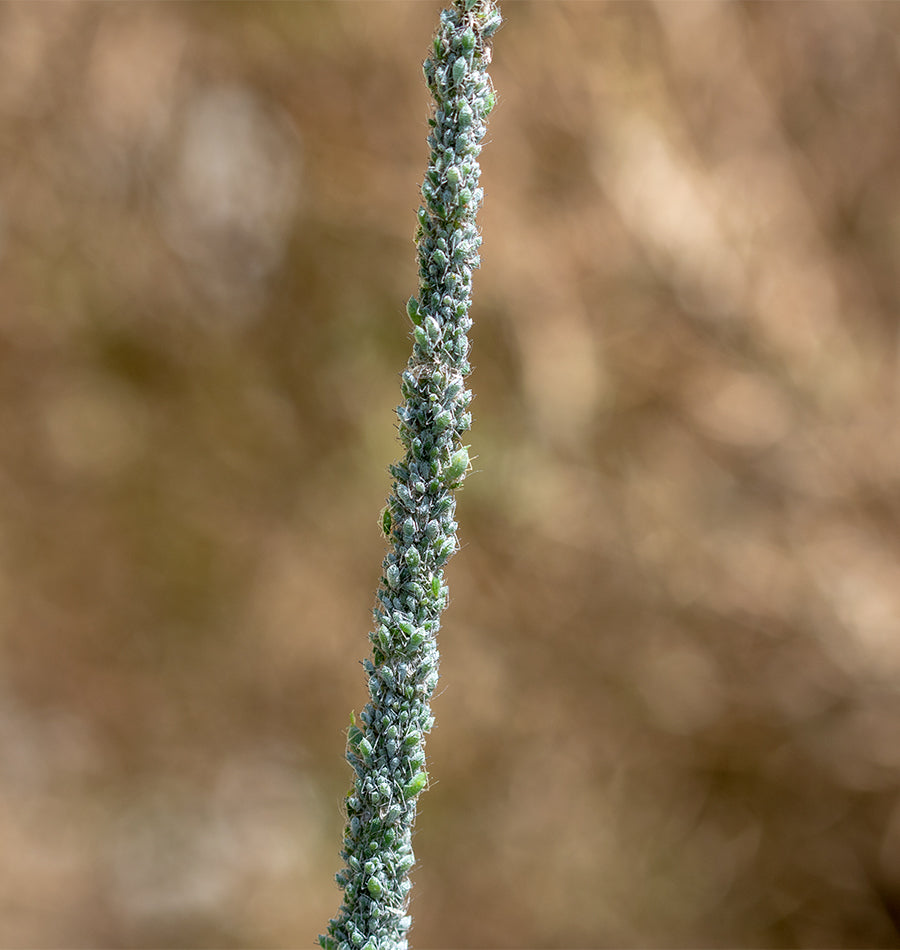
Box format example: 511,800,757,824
320,3,500,949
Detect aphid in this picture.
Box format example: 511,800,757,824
386,564,401,590
433,409,453,432
444,446,470,484
407,581,425,601
366,878,383,900
406,296,423,327
379,506,392,538
435,537,455,564
483,8,502,36
408,629,425,649
403,770,428,800
347,723,364,751
435,495,453,515
374,624,390,652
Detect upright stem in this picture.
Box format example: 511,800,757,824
320,3,500,949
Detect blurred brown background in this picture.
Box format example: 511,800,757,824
1,1,900,946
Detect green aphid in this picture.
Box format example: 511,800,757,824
366,877,383,899
403,770,428,800
444,446,470,485
406,296,423,327
348,724,364,750
380,506,392,538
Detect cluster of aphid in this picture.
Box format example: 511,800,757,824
321,3,499,950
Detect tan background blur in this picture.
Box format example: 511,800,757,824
1,1,900,946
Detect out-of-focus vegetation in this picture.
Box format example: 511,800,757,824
1,2,899,946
